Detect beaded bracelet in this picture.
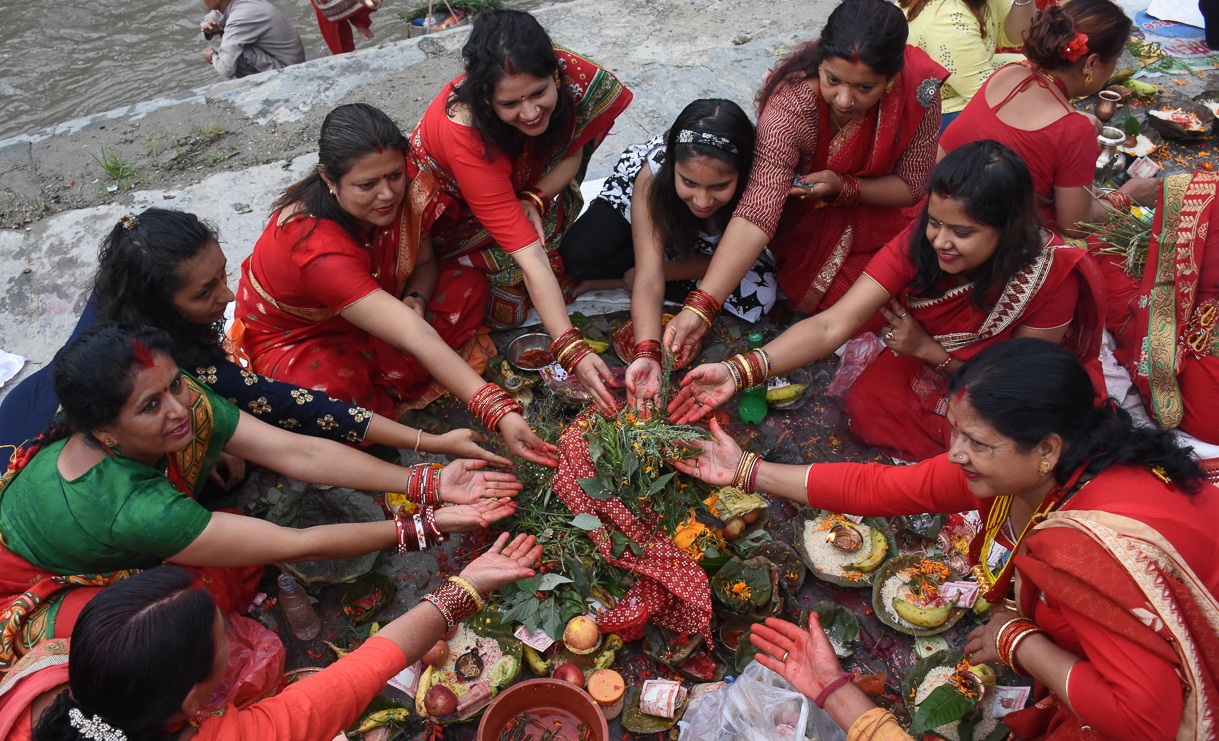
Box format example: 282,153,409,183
468,383,523,434
682,289,722,329
519,187,551,219
733,452,761,492
550,328,593,373
832,174,861,207
421,576,485,630
633,339,663,364
422,505,447,544
995,617,1046,675
405,463,443,505
1102,190,1135,212
933,354,953,372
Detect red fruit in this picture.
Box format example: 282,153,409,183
424,685,458,717
552,662,585,688
422,640,450,668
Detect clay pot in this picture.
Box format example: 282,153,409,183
477,678,610,741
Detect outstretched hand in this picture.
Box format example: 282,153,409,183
439,459,522,505
626,357,662,410
667,363,735,424
670,418,742,486
459,532,543,598
433,498,518,533
575,353,620,414
751,614,849,701
499,413,560,468
433,429,514,468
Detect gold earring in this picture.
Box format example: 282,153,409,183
885,80,895,93
1037,459,1051,476
1083,67,1094,86
103,437,117,448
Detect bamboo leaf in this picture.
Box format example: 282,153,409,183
647,471,677,495
909,684,976,735
570,513,603,531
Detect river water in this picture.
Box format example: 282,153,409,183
0,0,553,141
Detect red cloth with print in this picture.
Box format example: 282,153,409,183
550,410,712,642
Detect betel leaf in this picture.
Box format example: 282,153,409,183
570,513,603,531
578,477,614,500
909,684,977,735
535,573,574,591
646,471,677,495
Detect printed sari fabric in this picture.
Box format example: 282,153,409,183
0,638,69,740
236,173,492,418
1118,172,1219,445
845,228,1106,460
0,377,253,672
735,46,947,316
408,46,633,328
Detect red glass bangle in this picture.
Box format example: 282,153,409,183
633,339,662,364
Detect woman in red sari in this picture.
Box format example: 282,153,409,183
1112,172,1219,446
670,141,1106,461
408,10,632,412
678,339,1219,740
663,0,948,359
310,0,378,55
235,104,558,467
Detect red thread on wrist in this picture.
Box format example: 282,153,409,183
814,673,853,708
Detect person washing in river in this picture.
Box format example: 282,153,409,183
199,0,305,79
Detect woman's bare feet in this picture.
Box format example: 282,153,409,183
571,278,626,298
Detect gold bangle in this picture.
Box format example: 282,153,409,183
450,576,485,611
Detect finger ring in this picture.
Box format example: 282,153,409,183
781,651,789,662
898,312,908,319
884,332,894,341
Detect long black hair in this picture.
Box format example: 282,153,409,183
648,99,755,257
756,0,908,114
32,567,218,741
273,103,407,244
447,10,574,161
95,208,224,370
949,338,1204,493
908,140,1042,311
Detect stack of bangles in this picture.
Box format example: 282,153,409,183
393,506,447,555
995,617,1046,675
721,348,773,390
519,187,551,219
633,339,662,364
734,451,761,493
421,575,484,630
551,328,592,373
832,173,861,207
1101,190,1134,212
682,289,721,328
404,463,443,505
468,383,523,433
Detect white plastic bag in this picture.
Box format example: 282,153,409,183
677,661,847,741
827,332,884,399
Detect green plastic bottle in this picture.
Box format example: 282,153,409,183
737,331,768,424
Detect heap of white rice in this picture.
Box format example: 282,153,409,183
880,572,921,629
801,516,873,578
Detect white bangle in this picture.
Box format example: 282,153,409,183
1012,0,1034,6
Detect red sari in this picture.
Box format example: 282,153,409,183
845,225,1106,460
310,0,373,55
1114,172,1219,445
809,456,1219,739
734,47,947,315
408,46,632,328
235,174,492,418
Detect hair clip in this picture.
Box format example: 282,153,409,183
1059,32,1089,63
119,214,140,232
69,708,127,741
675,129,739,156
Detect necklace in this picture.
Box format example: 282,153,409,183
1020,61,1070,101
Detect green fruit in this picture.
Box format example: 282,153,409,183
843,529,888,573
893,597,951,628
584,339,610,354
522,645,549,676
968,663,998,686
488,655,519,690
973,597,993,617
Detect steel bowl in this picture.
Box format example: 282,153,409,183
506,332,554,371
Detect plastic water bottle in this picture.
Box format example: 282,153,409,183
737,331,768,424
277,573,321,641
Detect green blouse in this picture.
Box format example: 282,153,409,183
0,377,240,575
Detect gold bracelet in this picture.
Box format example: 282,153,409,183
450,576,485,612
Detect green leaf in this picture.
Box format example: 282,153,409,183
909,684,976,735
646,471,677,495
628,539,644,556
578,477,615,500
571,513,603,531
623,450,639,480
535,573,573,591
609,531,630,558
539,598,563,641
586,434,603,461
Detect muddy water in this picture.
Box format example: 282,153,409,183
0,0,557,141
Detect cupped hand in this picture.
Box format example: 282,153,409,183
963,607,1019,664
663,310,708,368
667,363,735,424
498,413,560,468
439,459,523,505
751,614,850,701
402,295,427,318
625,357,662,410
433,428,513,468
788,170,842,202
433,498,518,533
209,451,246,490
575,353,619,414
459,533,543,599
877,298,935,358
670,418,743,486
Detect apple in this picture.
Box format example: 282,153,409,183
552,662,586,688
424,685,458,718
422,640,449,668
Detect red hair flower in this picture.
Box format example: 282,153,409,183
1060,32,1089,63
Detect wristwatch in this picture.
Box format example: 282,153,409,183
407,291,428,304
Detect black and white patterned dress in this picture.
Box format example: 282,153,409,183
595,135,777,322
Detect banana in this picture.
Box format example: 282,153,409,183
522,644,550,676
1118,78,1158,96
591,633,624,671
355,708,411,734
973,597,993,617
325,641,350,659
584,339,610,353
590,586,617,610
766,383,807,404
843,529,888,573
893,597,951,628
